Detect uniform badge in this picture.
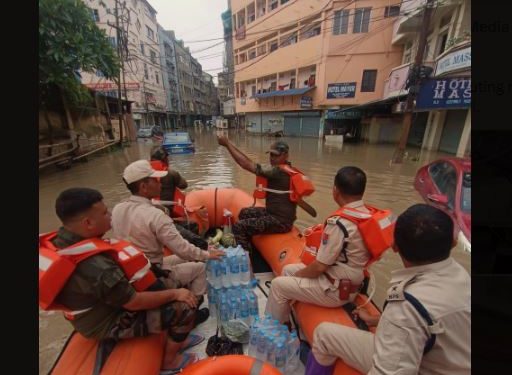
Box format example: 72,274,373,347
322,233,329,245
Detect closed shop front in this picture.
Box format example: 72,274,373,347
283,111,321,137
439,109,467,154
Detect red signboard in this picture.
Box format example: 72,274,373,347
84,82,140,91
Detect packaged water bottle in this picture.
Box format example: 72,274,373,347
256,332,269,361
219,297,230,324
266,337,276,364
274,341,287,373
239,252,251,285
207,285,217,320
229,255,240,286
240,294,250,325
248,327,261,358
249,291,259,319
229,297,239,320
213,260,222,289
286,331,300,373
220,258,230,288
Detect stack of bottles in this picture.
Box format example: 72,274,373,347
247,314,301,374
206,245,258,327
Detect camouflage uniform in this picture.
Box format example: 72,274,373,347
232,161,296,252
52,228,196,343
232,207,292,252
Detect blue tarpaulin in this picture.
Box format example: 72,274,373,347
251,86,315,99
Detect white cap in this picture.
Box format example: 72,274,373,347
123,160,167,184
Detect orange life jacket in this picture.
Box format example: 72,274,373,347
150,160,186,217
254,164,315,203
301,205,395,268
39,232,156,319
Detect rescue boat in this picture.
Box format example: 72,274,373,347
49,187,381,375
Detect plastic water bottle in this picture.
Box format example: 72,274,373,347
266,336,276,364
207,285,217,320
248,327,261,357
229,255,240,286
256,331,269,361
219,296,230,324
240,294,250,325
220,258,230,288
274,341,287,373
286,331,300,373
213,261,222,289
239,251,251,285
249,291,259,320
229,297,239,320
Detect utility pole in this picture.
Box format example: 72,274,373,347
114,0,124,144
392,0,435,163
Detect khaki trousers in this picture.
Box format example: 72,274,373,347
161,255,207,295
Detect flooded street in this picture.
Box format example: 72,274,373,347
39,129,470,373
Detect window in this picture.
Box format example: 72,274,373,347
269,0,278,11
361,69,377,92
89,8,100,22
429,161,457,209
403,42,412,64
108,37,117,48
461,173,471,212
144,64,149,80
146,26,154,40
281,32,297,47
353,8,371,33
248,49,256,60
384,5,400,18
333,10,349,35
140,42,145,55
290,77,296,89
437,33,448,56
251,85,256,97
150,50,157,64
136,19,141,32
257,44,266,56
302,24,321,39
281,0,289,4
270,81,277,91
155,72,159,84
269,40,278,52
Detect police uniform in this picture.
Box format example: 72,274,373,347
312,257,471,374
264,200,371,323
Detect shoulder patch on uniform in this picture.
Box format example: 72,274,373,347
326,216,339,225
386,275,417,302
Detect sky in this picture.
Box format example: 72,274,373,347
150,0,228,84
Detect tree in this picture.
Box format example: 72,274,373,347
39,0,120,106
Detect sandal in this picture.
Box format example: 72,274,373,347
179,334,205,353
159,353,199,375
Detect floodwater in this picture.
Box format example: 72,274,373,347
39,128,470,373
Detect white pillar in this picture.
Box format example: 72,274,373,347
456,109,471,157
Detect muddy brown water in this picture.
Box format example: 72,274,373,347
39,129,470,373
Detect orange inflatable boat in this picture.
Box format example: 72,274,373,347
181,355,281,375
49,188,381,375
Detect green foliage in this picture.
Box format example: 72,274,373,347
39,0,120,105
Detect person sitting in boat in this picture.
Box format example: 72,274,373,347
39,188,205,373
111,160,225,324
149,146,208,250
217,136,313,257
307,204,470,375
264,166,375,326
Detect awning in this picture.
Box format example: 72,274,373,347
252,86,315,99
328,94,407,116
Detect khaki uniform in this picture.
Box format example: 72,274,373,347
112,195,208,295
312,257,471,374
264,200,370,323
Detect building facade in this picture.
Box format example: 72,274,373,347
158,27,181,129
231,0,403,137
219,3,237,126
80,0,169,129
367,0,471,156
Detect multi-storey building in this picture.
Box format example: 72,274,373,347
231,0,403,137
158,27,181,128
81,0,168,129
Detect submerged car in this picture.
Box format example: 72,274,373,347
137,127,152,138
414,157,471,251
162,132,195,154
